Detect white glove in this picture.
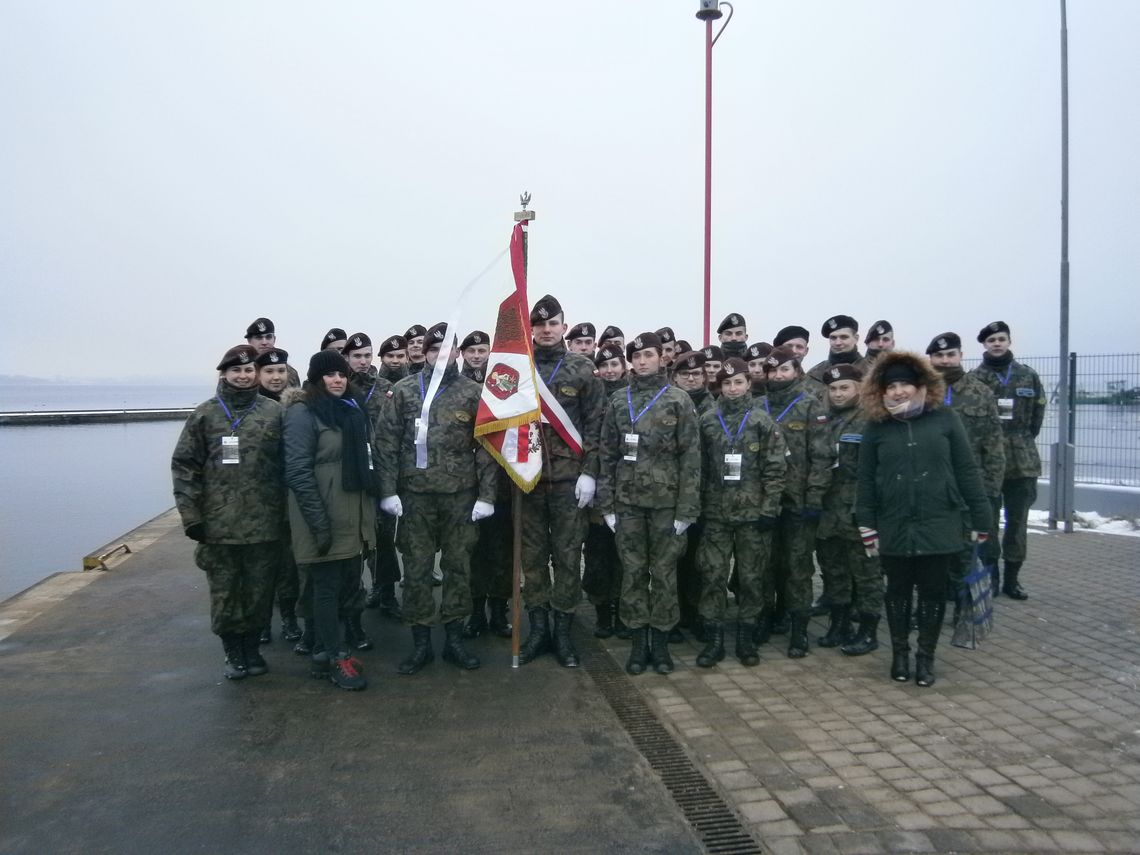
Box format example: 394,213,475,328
574,473,597,509
970,531,989,544
673,520,690,536
380,495,403,517
471,500,495,522
603,513,617,532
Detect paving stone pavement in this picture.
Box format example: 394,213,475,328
597,528,1140,854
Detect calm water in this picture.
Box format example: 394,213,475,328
0,383,212,412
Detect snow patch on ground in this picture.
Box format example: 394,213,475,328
1028,509,1140,537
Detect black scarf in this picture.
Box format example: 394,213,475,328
721,340,747,358
934,364,965,384
828,349,860,365
307,390,378,495
257,386,281,402
982,350,1014,369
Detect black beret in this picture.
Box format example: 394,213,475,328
567,322,596,342
701,345,724,362
773,325,810,346
824,363,863,384
599,325,624,343
379,335,408,355
424,322,451,349
626,331,663,362
255,347,289,367
717,313,746,333
404,324,427,340
321,328,347,350
926,332,962,355
530,294,563,324
715,357,749,384
244,317,275,339
344,332,371,354
764,346,799,372
746,342,773,361
594,344,624,366
821,315,858,337
977,321,1010,343
674,339,692,355
864,320,893,344
673,350,706,371
655,326,676,344
217,345,259,371
460,330,489,350
307,349,350,384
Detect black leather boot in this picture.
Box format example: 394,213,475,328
397,625,434,675
1002,561,1028,600
696,622,725,668
345,613,373,651
443,619,481,670
377,584,403,620
915,597,946,687
242,631,269,676
518,607,550,665
292,620,314,656
786,611,809,658
280,608,303,642
488,597,512,638
552,611,580,667
463,595,488,639
752,608,773,646
818,604,853,648
735,620,760,667
884,595,911,682
593,601,615,639
649,628,674,675
221,635,247,680
626,626,650,675
840,613,880,656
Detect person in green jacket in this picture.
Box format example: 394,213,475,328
856,351,991,688
969,321,1046,600
695,358,787,668
597,332,702,676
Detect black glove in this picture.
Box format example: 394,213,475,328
362,546,374,564
315,531,333,557
185,523,206,543
755,515,777,532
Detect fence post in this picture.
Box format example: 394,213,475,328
1050,352,1076,533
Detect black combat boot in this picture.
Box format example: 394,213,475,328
818,604,854,648
840,613,880,656
280,607,303,642
668,626,684,644
593,601,616,639
809,592,831,618
397,625,435,675
345,613,374,651
735,621,760,667
690,616,708,644
770,608,790,636
243,631,269,676
258,626,272,644
221,635,247,680
1002,561,1028,600
884,595,911,682
377,584,403,620
488,597,512,638
696,622,725,668
649,628,674,674
786,611,809,659
914,597,946,687
752,608,773,646
626,627,650,675
988,563,1000,598
552,611,580,668
463,595,488,639
293,620,314,656
518,607,550,665
442,619,481,670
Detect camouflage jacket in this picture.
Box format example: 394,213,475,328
376,363,497,501
970,353,1046,478
461,363,485,384
758,378,835,511
533,342,606,483
697,393,787,523
602,375,629,397
806,353,869,385
171,381,286,544
597,370,702,521
817,403,866,541
940,367,1006,496
685,386,716,417
352,369,393,431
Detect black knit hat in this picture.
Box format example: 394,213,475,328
244,318,275,339
773,325,810,346
599,325,624,343
824,363,863,384
255,347,289,367
460,330,489,350
217,345,259,371
764,346,800,373
821,315,858,337
320,328,347,350
746,342,773,361
307,349,350,383
701,345,724,362
977,320,1011,343
344,333,371,354
530,294,563,324
673,350,706,372
568,322,596,342
655,326,676,344
595,344,624,366
880,361,922,387
865,320,893,344
926,332,962,355
626,331,663,362
715,357,749,384
717,313,746,334
404,324,427,340
379,335,407,356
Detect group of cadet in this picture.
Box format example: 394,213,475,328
172,303,1045,692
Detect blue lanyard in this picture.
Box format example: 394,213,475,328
763,392,804,423
545,356,565,385
997,366,1012,387
418,373,449,403
944,386,953,406
627,385,669,426
342,398,362,413
216,397,257,432
364,380,376,404
717,407,752,448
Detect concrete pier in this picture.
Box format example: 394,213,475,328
0,408,192,426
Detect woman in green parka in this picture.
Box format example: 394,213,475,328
855,351,990,688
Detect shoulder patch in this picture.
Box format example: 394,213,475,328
455,410,471,423
1015,387,1035,397
560,385,578,397
815,415,829,423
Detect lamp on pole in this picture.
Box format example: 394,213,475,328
696,0,733,347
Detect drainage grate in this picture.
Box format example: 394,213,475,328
583,644,764,855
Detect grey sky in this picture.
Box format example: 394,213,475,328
1,1,1137,381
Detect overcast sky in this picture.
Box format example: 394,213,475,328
1,1,1137,382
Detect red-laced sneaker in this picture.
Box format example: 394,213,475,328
330,656,367,691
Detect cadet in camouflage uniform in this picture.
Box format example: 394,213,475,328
701,344,724,393
970,321,1046,599
172,344,286,680
863,320,895,365
598,325,625,352
717,313,749,360
772,325,812,364
655,326,678,367
404,324,427,375
582,344,630,638
320,327,347,353
566,322,597,356
746,342,773,398
672,350,715,417
815,363,883,656
927,332,1006,603
757,346,835,657
517,295,606,669
597,332,701,676
245,317,300,388
376,322,498,674
378,334,410,379
460,330,490,384
695,358,787,668
806,315,868,395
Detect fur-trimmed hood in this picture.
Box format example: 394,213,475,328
281,386,308,408
860,350,945,422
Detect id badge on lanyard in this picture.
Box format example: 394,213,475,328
723,452,742,481
997,398,1014,421
623,433,639,462
365,443,374,471
221,435,240,464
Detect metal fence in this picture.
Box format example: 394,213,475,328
964,353,1140,487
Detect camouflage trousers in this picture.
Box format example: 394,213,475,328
521,482,586,613
367,513,402,589
993,477,1037,565
816,536,883,616
274,539,300,615
697,521,772,623
470,499,513,600
769,510,818,615
194,542,279,636
616,506,686,631
676,522,704,623
397,490,478,626
582,521,623,606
